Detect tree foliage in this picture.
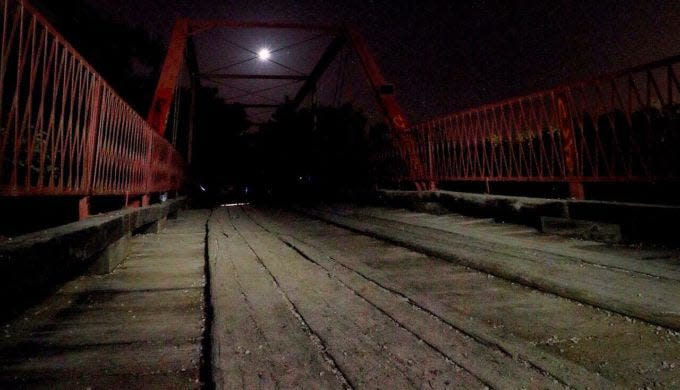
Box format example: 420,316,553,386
33,0,165,116
252,103,376,199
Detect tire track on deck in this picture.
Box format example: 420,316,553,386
300,207,680,332
216,229,281,389
201,209,215,390
231,207,482,389
209,210,275,388
239,207,572,389
224,207,354,390
242,206,613,389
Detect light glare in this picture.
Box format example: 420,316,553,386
257,48,271,61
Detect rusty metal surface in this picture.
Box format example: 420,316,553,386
0,0,185,197
376,55,680,196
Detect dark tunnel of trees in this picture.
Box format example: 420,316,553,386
192,97,388,205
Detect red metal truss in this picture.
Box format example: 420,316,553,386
147,19,189,136
149,19,426,184
344,25,428,186
374,55,680,198
148,19,342,138
0,0,185,200
6,1,676,204
344,26,408,131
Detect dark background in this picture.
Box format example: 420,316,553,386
24,0,680,206
68,0,680,122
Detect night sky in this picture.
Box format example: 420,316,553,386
83,0,680,124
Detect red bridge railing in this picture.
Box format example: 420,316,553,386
0,0,185,200
377,55,680,198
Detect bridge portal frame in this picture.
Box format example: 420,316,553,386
148,19,428,187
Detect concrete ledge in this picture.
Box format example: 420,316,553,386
86,233,131,275
136,216,167,234
376,189,568,225
301,207,680,330
566,200,680,244
540,216,622,243
374,189,680,244
0,197,187,320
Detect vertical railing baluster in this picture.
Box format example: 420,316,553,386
82,77,102,193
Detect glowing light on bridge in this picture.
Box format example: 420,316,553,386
257,48,271,61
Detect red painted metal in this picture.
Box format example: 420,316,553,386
185,35,199,164
375,55,680,197
153,20,331,141
148,19,189,136
345,26,408,131
78,196,89,220
344,25,429,188
153,19,424,187
0,0,186,198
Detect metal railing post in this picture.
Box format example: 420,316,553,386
557,97,584,199
82,79,102,193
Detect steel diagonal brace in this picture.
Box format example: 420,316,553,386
148,19,429,189
148,19,190,136
343,25,430,189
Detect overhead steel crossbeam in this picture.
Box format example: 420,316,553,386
200,73,308,81
204,33,328,75
149,19,412,135
148,19,426,184
290,34,347,109
224,79,304,102
213,35,308,76
239,104,281,108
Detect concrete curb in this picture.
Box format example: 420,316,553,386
300,207,680,331
374,189,680,244
0,197,187,321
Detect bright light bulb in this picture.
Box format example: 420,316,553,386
257,48,271,61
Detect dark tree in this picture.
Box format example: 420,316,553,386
255,103,376,201
33,0,165,116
